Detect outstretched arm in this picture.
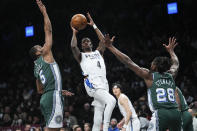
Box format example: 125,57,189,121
104,34,152,80
87,13,105,55
36,0,53,54
70,26,81,63
164,37,179,79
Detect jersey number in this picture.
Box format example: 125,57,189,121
39,70,46,84
156,88,175,103
97,61,101,69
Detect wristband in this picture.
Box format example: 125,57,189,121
123,124,127,129
93,24,97,29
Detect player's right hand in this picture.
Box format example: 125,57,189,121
103,34,115,48
36,0,46,14
70,24,78,34
163,37,178,53
62,90,74,96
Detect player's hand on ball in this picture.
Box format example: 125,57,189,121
163,37,178,53
103,34,115,48
70,25,78,34
62,90,74,96
36,0,46,14
87,12,95,26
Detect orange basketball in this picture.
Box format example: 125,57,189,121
71,14,87,30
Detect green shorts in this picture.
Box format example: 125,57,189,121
148,108,182,131
40,90,64,128
181,110,193,131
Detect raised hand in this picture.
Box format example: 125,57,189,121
163,37,178,53
103,34,115,48
36,0,46,14
87,12,95,26
62,90,74,96
71,24,78,34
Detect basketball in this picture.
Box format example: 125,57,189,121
71,14,87,30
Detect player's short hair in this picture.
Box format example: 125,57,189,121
29,46,38,61
112,82,122,91
152,56,171,74
81,37,91,43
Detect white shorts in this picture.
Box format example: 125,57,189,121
46,91,63,128
84,76,109,97
147,111,158,131
126,118,141,131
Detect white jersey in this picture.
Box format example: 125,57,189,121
80,50,106,78
118,93,138,119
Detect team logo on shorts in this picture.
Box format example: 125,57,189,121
55,115,63,124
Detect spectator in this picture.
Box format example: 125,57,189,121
73,125,82,131
108,118,119,131
24,124,31,131
84,122,91,131
63,110,78,128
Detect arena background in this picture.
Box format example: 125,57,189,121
0,0,197,130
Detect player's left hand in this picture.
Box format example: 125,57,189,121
62,90,74,96
163,37,178,53
103,34,115,48
36,0,46,14
87,12,95,26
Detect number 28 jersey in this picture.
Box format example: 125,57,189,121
80,50,106,79
34,56,62,93
147,72,178,112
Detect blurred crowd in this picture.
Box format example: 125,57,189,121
0,0,197,130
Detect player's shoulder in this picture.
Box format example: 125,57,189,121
119,94,128,102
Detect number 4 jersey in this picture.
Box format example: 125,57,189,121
80,50,106,78
147,72,178,112
34,56,62,93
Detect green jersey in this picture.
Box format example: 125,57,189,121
148,72,178,111
34,56,62,93
177,87,189,112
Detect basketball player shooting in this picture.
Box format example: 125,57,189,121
70,13,116,131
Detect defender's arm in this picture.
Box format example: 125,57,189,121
104,34,152,80
164,37,179,79
36,0,53,54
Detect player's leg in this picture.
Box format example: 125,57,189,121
46,91,64,130
132,118,141,131
182,111,193,131
93,89,116,131
167,109,182,131
92,102,104,131
157,109,170,131
148,110,169,131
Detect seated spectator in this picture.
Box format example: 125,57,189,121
73,125,82,131
63,110,78,128
108,118,119,131
84,122,91,131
